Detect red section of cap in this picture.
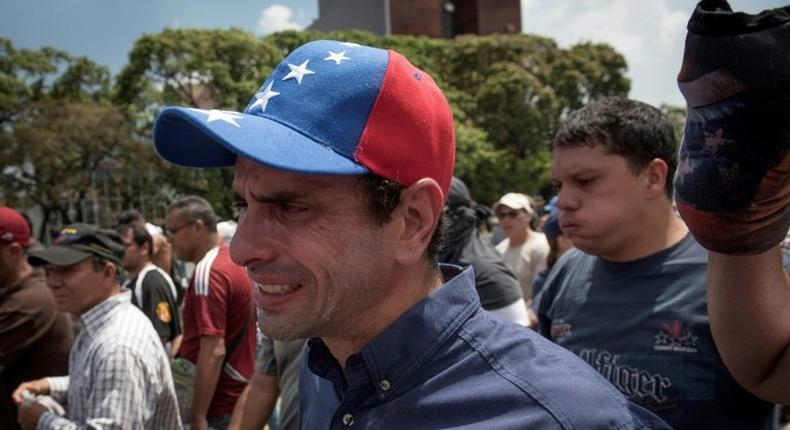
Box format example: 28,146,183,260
0,206,31,247
355,50,455,200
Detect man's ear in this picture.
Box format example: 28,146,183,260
644,158,669,199
103,260,117,281
394,178,445,266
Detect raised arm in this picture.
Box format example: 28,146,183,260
707,246,790,404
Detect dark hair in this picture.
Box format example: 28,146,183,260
91,255,122,283
167,196,219,233
551,97,678,198
117,223,153,256
116,209,144,227
356,175,447,265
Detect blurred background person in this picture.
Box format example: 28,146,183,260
166,196,255,430
440,177,529,326
119,222,182,356
0,207,73,430
493,192,549,313
532,208,574,302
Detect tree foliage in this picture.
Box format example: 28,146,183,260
1,39,172,238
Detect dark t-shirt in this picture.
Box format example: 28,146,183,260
440,206,523,310
538,234,774,430
128,265,182,343
0,270,73,430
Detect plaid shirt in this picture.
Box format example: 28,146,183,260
39,291,181,430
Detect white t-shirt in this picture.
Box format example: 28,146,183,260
496,232,549,300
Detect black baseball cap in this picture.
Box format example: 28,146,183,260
28,223,125,266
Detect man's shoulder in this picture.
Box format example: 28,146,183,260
494,238,509,253
2,274,57,323
447,312,667,428
141,268,171,288
544,248,592,287
203,246,246,277
94,303,162,349
192,246,249,296
525,232,550,251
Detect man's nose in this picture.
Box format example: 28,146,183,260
230,216,278,268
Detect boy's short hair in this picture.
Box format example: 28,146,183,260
551,97,678,198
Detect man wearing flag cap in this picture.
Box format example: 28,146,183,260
153,39,668,428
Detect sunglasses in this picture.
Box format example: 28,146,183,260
165,221,195,237
495,210,523,220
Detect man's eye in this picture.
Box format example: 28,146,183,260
278,203,307,214
232,200,248,211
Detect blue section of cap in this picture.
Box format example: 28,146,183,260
153,40,388,173
246,40,388,159
153,107,369,175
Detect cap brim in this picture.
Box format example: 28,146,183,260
153,107,369,176
28,246,91,266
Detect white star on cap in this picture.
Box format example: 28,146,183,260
341,42,361,47
249,82,280,113
324,51,350,65
189,108,243,127
282,59,315,85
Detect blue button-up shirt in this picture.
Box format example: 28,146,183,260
299,266,669,429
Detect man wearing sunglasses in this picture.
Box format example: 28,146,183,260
494,192,549,318
166,196,256,430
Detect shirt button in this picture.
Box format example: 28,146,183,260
342,413,355,426
379,379,391,391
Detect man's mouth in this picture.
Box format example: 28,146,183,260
254,281,300,295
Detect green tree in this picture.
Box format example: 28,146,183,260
116,28,282,113
1,39,175,238
115,28,284,217
551,42,630,112
1,100,159,238
660,103,687,144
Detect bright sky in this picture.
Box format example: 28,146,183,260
2,0,786,107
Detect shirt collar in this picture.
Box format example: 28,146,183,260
307,264,480,398
80,290,132,335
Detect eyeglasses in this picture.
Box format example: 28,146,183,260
495,210,523,220
165,221,195,237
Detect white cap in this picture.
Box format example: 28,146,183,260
144,222,163,237
494,193,533,213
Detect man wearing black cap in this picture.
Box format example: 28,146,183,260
0,207,72,430
153,40,669,428
12,223,181,430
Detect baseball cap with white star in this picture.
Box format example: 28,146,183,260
153,39,455,198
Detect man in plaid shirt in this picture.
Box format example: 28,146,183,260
12,223,181,430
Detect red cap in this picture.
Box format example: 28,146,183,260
0,206,31,247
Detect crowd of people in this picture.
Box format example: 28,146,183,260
1,0,789,429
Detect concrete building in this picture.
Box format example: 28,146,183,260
309,0,521,38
